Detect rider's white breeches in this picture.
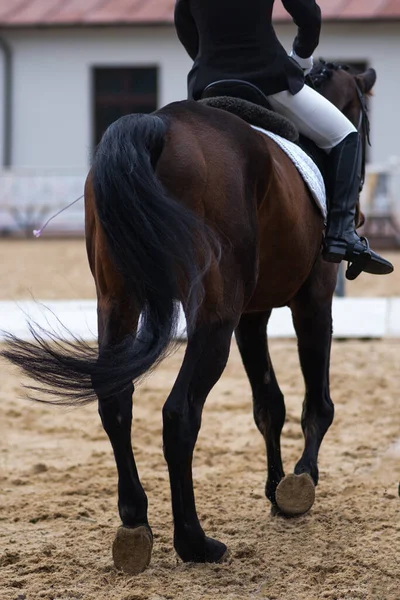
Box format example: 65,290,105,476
267,84,357,152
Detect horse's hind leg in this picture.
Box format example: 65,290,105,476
276,259,337,516
86,185,152,574
93,297,152,575
235,311,286,510
163,315,237,563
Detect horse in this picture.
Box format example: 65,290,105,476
1,61,375,575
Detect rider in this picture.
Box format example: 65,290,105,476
174,0,394,277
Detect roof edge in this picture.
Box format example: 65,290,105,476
1,17,400,28
0,21,173,29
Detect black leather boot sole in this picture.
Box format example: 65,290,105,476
323,238,394,278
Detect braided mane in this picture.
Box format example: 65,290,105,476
308,60,351,88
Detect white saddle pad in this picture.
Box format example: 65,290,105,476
251,125,327,221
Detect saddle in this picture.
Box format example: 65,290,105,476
199,79,327,179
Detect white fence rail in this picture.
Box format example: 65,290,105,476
0,169,86,236
361,159,400,218
1,160,400,237
1,298,400,341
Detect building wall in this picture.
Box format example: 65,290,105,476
0,26,192,169
301,21,400,168
0,22,399,169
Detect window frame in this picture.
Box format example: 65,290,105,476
91,65,159,150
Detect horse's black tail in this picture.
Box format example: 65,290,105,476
1,113,217,405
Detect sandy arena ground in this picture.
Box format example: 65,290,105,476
0,240,400,600
1,240,400,300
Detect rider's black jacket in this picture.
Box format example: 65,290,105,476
174,0,322,99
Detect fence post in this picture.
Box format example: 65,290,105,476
335,263,346,297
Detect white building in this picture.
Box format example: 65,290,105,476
1,1,400,233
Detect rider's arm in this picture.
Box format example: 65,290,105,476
174,0,199,61
281,0,322,58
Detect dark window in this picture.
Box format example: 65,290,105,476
324,60,367,73
324,60,367,75
344,61,368,73
93,67,158,147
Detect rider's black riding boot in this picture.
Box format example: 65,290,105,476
323,132,394,280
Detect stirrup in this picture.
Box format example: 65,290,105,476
345,237,372,280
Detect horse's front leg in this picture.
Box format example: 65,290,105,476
275,258,337,516
94,296,152,575
163,315,237,563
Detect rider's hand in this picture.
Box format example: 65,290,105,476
289,49,314,76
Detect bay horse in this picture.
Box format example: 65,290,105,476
2,62,375,574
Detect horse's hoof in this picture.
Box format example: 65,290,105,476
176,536,228,563
270,503,283,517
275,473,315,516
216,545,231,564
112,525,153,575
199,537,229,563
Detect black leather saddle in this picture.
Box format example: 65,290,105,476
201,78,327,178
201,79,273,110
200,79,299,142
